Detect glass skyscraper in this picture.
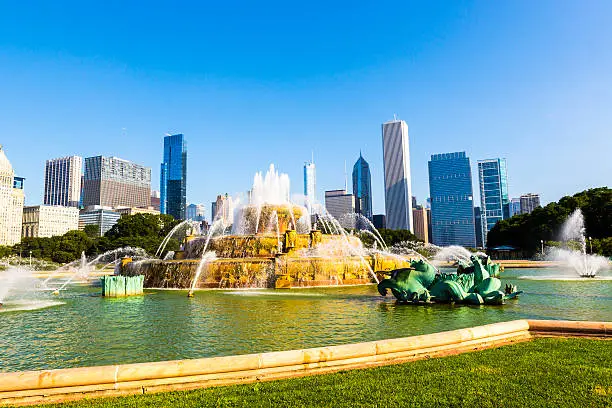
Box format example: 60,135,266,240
303,159,316,214
382,119,413,231
428,152,476,247
352,152,372,220
160,134,187,220
477,158,509,246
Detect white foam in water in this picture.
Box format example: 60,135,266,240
0,299,64,313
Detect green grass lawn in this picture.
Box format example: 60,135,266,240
40,338,611,408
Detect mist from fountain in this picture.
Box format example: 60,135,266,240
547,209,610,278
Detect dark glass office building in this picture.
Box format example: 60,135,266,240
428,152,476,247
160,134,187,220
352,153,372,220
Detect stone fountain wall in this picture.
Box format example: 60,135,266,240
124,249,414,289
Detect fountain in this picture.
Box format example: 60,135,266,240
122,164,417,291
547,209,610,278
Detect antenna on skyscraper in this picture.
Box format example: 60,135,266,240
311,150,314,164
344,160,348,192
393,113,398,121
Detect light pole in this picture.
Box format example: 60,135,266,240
540,239,544,256
588,237,592,254
29,251,32,268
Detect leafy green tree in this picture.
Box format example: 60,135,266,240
487,187,611,255
83,224,100,239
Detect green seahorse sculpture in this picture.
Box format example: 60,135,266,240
377,256,522,305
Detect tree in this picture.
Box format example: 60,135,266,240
83,224,100,239
487,187,612,255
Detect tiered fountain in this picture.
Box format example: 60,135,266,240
122,165,415,291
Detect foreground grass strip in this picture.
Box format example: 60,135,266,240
39,338,611,408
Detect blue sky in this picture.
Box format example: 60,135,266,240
1,1,611,215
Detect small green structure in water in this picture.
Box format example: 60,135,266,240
101,275,144,297
378,255,522,305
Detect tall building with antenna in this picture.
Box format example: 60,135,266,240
352,152,372,220
303,153,316,214
382,117,413,231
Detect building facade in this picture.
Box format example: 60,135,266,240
212,194,233,226
324,189,355,221
520,193,541,214
114,206,160,217
474,206,483,248
352,153,372,220
78,206,121,236
186,203,205,222
150,190,161,212
44,156,82,207
382,119,413,231
83,156,151,209
0,146,25,246
477,158,509,246
509,197,521,217
160,134,187,220
303,160,316,214
428,152,476,247
412,206,430,244
22,205,79,238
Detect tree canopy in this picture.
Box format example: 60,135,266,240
487,187,611,255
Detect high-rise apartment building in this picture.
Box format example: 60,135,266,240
428,152,476,247
150,190,161,212
352,153,372,220
44,156,82,207
412,206,430,244
161,134,187,220
82,156,151,209
0,146,25,246
477,158,509,245
303,159,316,214
520,193,541,214
22,205,79,238
212,194,233,226
382,118,413,231
474,207,483,248
78,206,121,236
509,197,521,217
186,203,205,222
324,189,355,221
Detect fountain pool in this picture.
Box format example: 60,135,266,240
1,267,610,373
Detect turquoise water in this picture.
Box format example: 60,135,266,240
1,268,610,373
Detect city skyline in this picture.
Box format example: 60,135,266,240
2,3,611,213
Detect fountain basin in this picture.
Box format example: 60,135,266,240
123,233,414,289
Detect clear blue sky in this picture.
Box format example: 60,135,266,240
1,1,611,215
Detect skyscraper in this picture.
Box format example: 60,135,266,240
186,203,205,222
509,197,521,217
520,193,541,214
44,156,82,207
324,189,355,221
474,206,483,248
0,146,24,246
352,153,372,220
303,158,316,214
83,156,151,208
477,158,509,245
382,118,413,231
160,134,187,220
428,152,476,247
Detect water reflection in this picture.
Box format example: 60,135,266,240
1,269,610,372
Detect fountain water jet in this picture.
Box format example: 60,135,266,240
547,209,610,278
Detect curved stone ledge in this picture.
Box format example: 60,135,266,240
0,319,608,406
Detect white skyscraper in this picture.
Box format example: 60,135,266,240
0,146,25,246
303,158,316,214
382,118,413,231
44,156,83,207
